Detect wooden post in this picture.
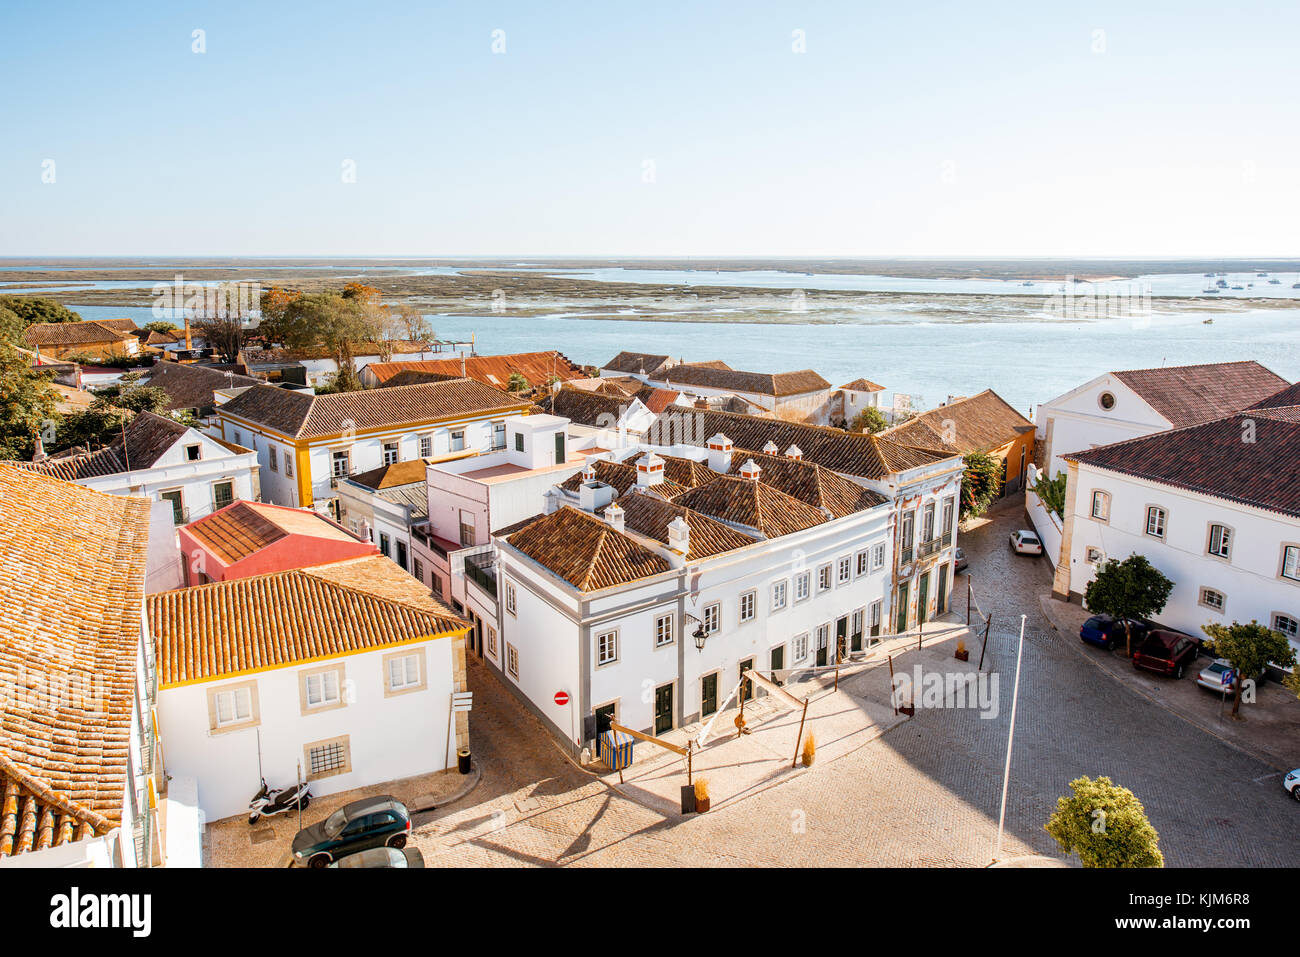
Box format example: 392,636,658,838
967,581,972,624
918,618,923,650
791,699,810,769
888,654,898,716
978,614,993,670
687,741,693,786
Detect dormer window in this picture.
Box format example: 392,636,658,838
185,444,201,461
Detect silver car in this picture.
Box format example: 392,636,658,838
1195,657,1265,693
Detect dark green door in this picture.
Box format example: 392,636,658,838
701,673,718,717
918,572,930,623
554,431,566,465
937,564,949,614
836,616,848,662
897,581,910,633
815,633,827,667
769,645,784,685
739,659,754,701
851,610,863,652
654,684,673,734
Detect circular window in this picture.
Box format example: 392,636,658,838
1098,391,1116,411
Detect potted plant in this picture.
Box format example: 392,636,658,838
954,640,969,662
801,734,816,767
694,778,711,813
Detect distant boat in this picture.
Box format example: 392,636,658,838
1269,278,1281,284
1257,272,1268,277
1021,281,1034,286
1202,286,1220,294
1203,273,1214,278
1203,318,1214,324
1232,285,1244,290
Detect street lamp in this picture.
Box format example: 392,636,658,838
692,625,707,651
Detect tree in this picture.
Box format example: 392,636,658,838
1045,775,1164,868
1030,469,1067,520
506,372,529,393
257,286,302,342
1083,554,1174,657
192,315,245,364
0,345,60,459
850,406,888,434
0,305,24,345
0,296,81,326
143,320,178,334
91,371,171,415
958,450,1001,520
1201,621,1297,717
391,303,433,343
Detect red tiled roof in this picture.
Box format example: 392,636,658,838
659,364,831,397
729,449,889,518
880,389,1034,454
506,506,672,591
184,500,370,564
613,491,757,559
840,378,885,392
1111,361,1288,428
674,474,829,537
21,320,137,348
367,351,587,390
8,411,190,480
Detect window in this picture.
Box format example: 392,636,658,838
940,497,955,539
869,599,882,639
1199,588,1226,612
505,582,517,616
901,511,915,551
597,630,618,665
413,558,424,582
794,572,810,602
284,452,293,477
332,450,351,478
817,563,833,593
386,652,423,692
1098,391,1116,410
396,541,408,570
450,430,466,452
160,489,184,525
492,421,507,450
921,502,935,543
302,667,342,710
703,602,721,634
232,430,242,447
269,446,278,472
487,626,497,657
1273,614,1299,640
655,614,674,647
1145,506,1166,539
837,556,852,585
383,441,399,466
1085,546,1104,564
459,509,476,547
212,481,234,511
419,434,433,458
515,433,524,452
793,632,809,662
855,550,868,577
379,532,391,557
1282,545,1300,583
771,579,788,611
305,735,351,778
1090,491,1110,521
212,685,254,729
739,591,756,622
1208,524,1232,559
506,643,519,678
185,443,201,462
871,543,885,570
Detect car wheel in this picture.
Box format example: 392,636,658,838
308,853,331,869
299,795,311,811
1292,786,1300,803
388,834,408,849
1106,638,1117,651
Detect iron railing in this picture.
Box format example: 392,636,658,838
464,554,497,598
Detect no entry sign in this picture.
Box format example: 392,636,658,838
554,691,570,706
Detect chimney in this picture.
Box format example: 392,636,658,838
739,458,762,482
785,444,803,462
707,433,733,474
604,502,625,533
31,429,47,462
636,452,665,487
183,313,193,351
763,440,778,455
579,480,615,513
694,397,708,410
667,516,691,557
581,462,597,483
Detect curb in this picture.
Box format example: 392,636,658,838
412,765,482,813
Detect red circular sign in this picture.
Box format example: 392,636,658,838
554,691,570,706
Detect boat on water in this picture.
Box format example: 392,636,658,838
1269,278,1281,284
1232,285,1244,290
1021,280,1034,286
1203,318,1214,324
1202,286,1220,294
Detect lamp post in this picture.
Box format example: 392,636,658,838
993,614,1027,865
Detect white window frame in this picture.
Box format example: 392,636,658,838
1207,523,1233,560
793,632,809,663
655,613,674,648
1145,505,1166,539
794,572,810,603
383,441,400,466
419,434,434,458
703,602,721,634
771,579,788,611
739,590,756,623
268,446,278,472
1280,544,1300,584
596,629,619,666
284,450,293,477
871,543,886,571
213,686,253,728
1090,490,1110,522
506,643,519,678
304,668,342,710
1085,545,1104,565
855,550,869,578
1198,587,1226,612
817,563,833,593
505,581,517,616
1272,613,1299,641
386,652,422,692
837,556,852,585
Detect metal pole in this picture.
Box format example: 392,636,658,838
967,581,971,624
791,699,809,769
993,614,1027,864
888,654,898,716
296,760,303,833
978,614,992,670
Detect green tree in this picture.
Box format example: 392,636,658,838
507,372,529,393
0,296,81,326
0,305,24,345
958,450,1002,520
1030,469,1067,520
91,371,171,415
143,320,179,334
850,406,888,434
1202,620,1297,717
0,345,60,459
1083,554,1174,657
1045,775,1164,868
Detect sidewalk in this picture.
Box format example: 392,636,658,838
1040,595,1300,772
596,618,977,815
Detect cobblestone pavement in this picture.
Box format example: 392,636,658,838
407,496,1300,867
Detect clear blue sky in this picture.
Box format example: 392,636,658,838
3,0,1298,257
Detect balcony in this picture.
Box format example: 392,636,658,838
463,553,497,599
917,537,942,559
413,524,448,559
899,546,914,565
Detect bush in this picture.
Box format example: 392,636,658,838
1031,470,1067,520
1045,775,1163,868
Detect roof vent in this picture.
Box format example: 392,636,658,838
785,444,803,462
667,515,690,555
603,502,625,533
739,459,762,482
763,440,779,455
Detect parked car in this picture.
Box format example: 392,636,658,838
1132,629,1200,679
291,795,411,868
1080,614,1150,651
954,547,968,573
329,846,425,868
1009,530,1043,555
1284,770,1300,802
1195,657,1266,693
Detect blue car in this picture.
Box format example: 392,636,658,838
1080,614,1150,651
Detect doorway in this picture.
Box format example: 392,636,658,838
769,645,785,686
815,631,828,667
654,683,673,735
701,673,718,717
835,616,848,663
594,703,616,741
937,564,949,614
918,572,930,624
739,659,754,702
896,581,910,633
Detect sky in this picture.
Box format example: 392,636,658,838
2,0,1298,258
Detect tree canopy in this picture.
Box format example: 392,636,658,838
0,296,81,326
958,450,1002,520
1030,469,1067,520
1083,554,1174,655
1202,620,1298,716
850,406,888,434
0,345,60,459
1045,775,1164,868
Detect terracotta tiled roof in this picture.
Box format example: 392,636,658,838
558,458,689,499
149,555,467,686
1067,407,1300,518
880,389,1034,454
839,378,885,392
625,451,715,489
367,351,586,390
632,386,681,414
613,491,757,559
94,319,141,335
242,341,434,364
184,500,368,564
21,320,137,348
729,449,889,518
0,465,151,857
142,362,260,414
600,352,672,376
659,364,831,397
673,474,829,537
657,407,957,480
1110,361,1288,428
348,459,431,490
506,506,671,591
218,378,527,439
1248,381,1300,410
540,387,645,428
8,411,190,481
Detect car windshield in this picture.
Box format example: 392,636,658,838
1021,534,1039,544
323,809,348,838
1205,661,1228,674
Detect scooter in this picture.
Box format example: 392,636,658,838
247,777,312,824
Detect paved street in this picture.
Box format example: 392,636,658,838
407,496,1300,867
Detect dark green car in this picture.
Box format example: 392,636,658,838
291,795,411,868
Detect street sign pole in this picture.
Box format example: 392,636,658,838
993,614,1027,865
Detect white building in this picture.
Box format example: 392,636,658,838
335,459,431,576
148,555,470,823
1052,402,1300,663
1034,360,1288,479
13,410,260,528
214,378,531,521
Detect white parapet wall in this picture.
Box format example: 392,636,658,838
1024,463,1063,569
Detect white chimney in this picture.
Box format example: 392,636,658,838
667,516,691,557
581,461,597,483
707,433,733,474
543,488,561,514
604,502,625,533
785,444,803,462
580,481,615,513
636,452,665,487
762,440,778,455
739,458,762,482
